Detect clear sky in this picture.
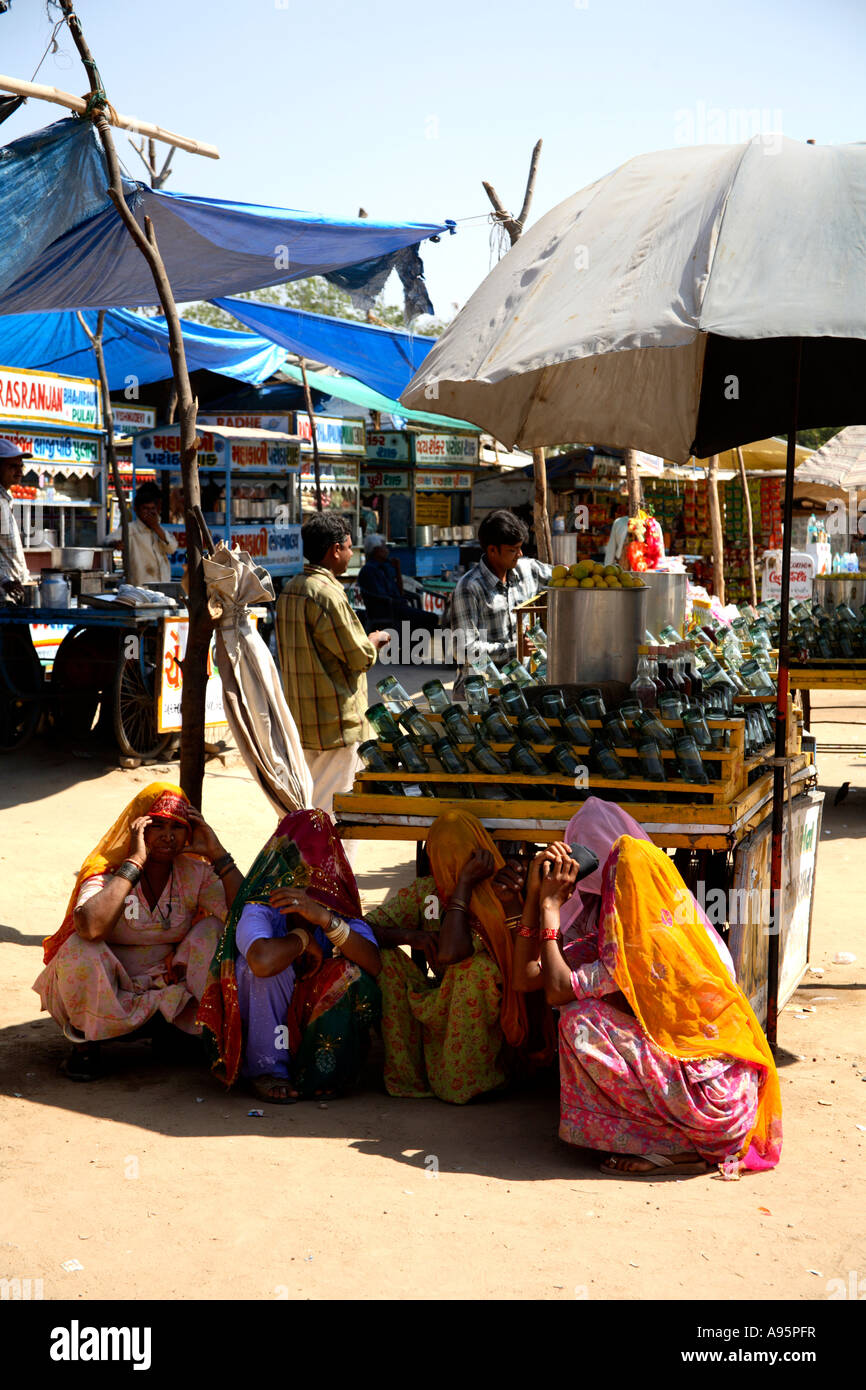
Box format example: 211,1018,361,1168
1,0,864,320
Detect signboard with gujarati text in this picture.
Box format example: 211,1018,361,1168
0,428,100,469
414,493,451,526
158,616,225,732
366,431,410,463
294,414,366,456
362,470,410,490
414,470,472,492
413,433,479,466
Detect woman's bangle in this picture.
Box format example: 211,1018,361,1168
505,914,523,930
115,860,142,886
540,927,559,941
448,897,469,914
212,852,234,876
288,927,310,952
517,924,537,939
325,913,351,947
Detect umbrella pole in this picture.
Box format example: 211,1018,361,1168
737,446,759,607
768,338,803,1051
707,454,725,604
299,359,323,513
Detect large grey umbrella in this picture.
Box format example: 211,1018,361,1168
203,544,313,819
794,427,866,490
403,134,866,1047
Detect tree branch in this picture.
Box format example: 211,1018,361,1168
516,138,543,231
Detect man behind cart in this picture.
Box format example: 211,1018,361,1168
276,513,391,861
449,508,551,693
0,439,31,604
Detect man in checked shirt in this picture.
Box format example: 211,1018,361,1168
450,509,551,695
276,513,390,858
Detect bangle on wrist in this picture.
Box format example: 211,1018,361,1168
540,927,559,941
517,924,537,939
289,927,310,952
324,913,351,948
211,851,234,876
448,897,469,914
116,859,142,886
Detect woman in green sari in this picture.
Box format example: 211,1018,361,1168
198,809,381,1103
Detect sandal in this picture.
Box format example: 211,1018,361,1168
61,1042,103,1082
600,1151,709,1179
249,1074,299,1105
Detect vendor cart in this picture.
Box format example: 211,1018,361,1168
0,603,174,758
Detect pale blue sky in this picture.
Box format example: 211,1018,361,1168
2,0,864,318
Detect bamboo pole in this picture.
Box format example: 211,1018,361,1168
625,448,642,515
532,447,552,563
60,1,211,803
707,452,726,604
75,310,130,576
298,359,323,513
737,445,758,606
0,73,219,159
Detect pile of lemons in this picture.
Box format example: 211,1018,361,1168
548,560,646,590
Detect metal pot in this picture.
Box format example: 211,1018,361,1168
415,525,437,547
547,585,649,685
60,547,95,569
439,526,454,543
638,571,688,637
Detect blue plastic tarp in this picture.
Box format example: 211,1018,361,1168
213,295,437,401
0,119,449,315
0,307,287,389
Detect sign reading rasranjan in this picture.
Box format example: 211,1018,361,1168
0,365,101,430
413,433,479,465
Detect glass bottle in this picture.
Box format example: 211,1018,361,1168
509,741,555,798
500,657,537,689
658,689,685,722
578,688,606,721
376,674,414,715
674,734,709,784
539,689,564,722
589,738,628,779
518,711,555,744
601,711,632,749
630,651,658,710
393,736,436,796
548,742,584,778
365,702,402,743
399,708,438,745
498,682,530,718
441,705,477,744
464,674,490,714
357,739,403,795
481,709,516,744
468,745,514,800
422,678,451,713
561,705,594,746
633,709,675,749
682,704,712,749
637,738,667,782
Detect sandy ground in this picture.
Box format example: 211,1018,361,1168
1,674,864,1303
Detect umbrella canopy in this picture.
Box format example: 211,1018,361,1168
401,136,866,462
793,426,866,489
203,544,313,819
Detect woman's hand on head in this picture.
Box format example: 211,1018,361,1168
269,886,329,929
491,861,526,914
128,815,151,866
538,855,580,908
458,847,496,889
185,807,223,861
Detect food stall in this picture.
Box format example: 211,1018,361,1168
131,421,303,584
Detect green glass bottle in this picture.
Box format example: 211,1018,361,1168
481,710,516,744
498,682,530,718
357,739,403,795
376,674,414,714
578,688,606,721
422,678,452,713
539,690,563,721
561,705,594,746
365,702,402,742
518,712,554,744
637,738,666,782
399,708,438,745
633,709,675,749
442,705,477,744
508,741,555,799
589,738,628,779
601,711,631,749
464,674,490,714
468,745,513,801
674,734,709,784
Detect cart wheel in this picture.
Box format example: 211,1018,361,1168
112,628,171,760
49,627,116,739
0,628,44,752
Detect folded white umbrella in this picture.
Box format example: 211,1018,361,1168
203,544,313,819
402,136,866,463
794,426,866,490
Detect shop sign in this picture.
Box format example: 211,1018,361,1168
415,470,472,491
413,434,479,465
301,458,359,485
414,494,451,526
761,550,815,602
111,404,156,435
199,413,292,434
366,431,410,463
0,365,101,430
294,413,366,455
159,617,225,732
167,524,302,573
0,428,100,467
133,432,219,470
228,439,299,470
422,588,449,616
361,470,409,490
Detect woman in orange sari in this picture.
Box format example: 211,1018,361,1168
34,782,242,1080
518,835,781,1178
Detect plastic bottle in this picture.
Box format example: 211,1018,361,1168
807,513,818,543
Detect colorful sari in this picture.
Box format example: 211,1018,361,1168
198,808,380,1096
558,834,782,1172
369,810,528,1105
34,782,227,1041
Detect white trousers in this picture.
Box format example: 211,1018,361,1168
303,744,362,866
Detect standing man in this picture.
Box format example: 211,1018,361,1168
107,482,177,586
276,513,390,844
450,508,551,691
0,439,31,604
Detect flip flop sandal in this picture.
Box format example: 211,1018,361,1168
600,1152,709,1179
250,1075,299,1105
61,1044,103,1082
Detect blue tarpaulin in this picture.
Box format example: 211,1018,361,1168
0,307,287,389
213,296,438,401
0,119,450,315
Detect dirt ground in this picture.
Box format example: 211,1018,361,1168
1,680,864,1303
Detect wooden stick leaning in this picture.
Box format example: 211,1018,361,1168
75,309,130,577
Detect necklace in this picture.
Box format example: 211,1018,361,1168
141,864,174,928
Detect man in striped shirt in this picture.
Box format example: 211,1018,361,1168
276,513,390,846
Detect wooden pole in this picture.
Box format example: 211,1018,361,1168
298,360,323,513
75,310,130,576
736,445,758,606
706,453,725,604
482,142,549,559
60,1,211,804
625,449,642,515
0,72,219,159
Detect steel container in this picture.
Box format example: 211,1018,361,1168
638,571,688,638
414,525,437,547
814,573,866,612
547,585,649,685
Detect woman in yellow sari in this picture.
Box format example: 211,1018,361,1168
34,781,242,1080
519,835,782,1177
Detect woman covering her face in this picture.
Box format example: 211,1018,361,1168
514,800,781,1179
34,782,242,1081
198,808,381,1104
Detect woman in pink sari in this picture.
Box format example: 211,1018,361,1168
514,799,780,1178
